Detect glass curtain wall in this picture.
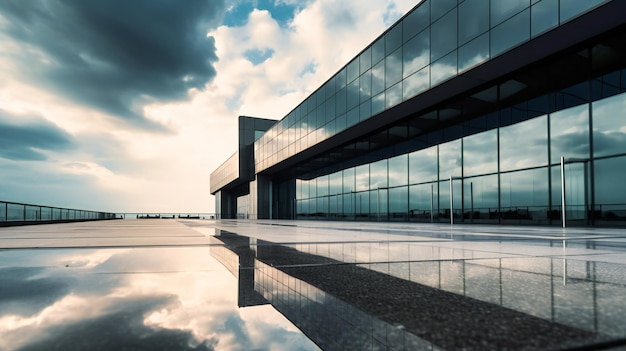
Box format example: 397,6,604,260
296,89,626,225
255,0,610,174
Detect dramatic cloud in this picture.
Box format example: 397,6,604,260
0,0,418,213
15,296,218,351
0,110,74,161
0,267,73,317
0,0,225,131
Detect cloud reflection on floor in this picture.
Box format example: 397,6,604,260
0,247,320,351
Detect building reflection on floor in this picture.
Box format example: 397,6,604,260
211,229,626,350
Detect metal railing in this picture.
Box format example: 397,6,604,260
0,200,117,225
115,213,217,220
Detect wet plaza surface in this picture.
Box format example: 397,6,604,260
1,220,626,350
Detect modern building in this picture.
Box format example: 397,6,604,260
210,0,626,226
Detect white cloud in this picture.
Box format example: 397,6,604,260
0,0,417,213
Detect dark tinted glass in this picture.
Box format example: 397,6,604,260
431,0,457,22
372,38,385,64
360,47,372,74
491,0,529,26
459,32,489,72
403,28,429,78
491,9,530,57
560,0,605,23
459,0,489,45
531,0,558,37
386,48,403,88
431,8,457,61
403,0,430,42
347,58,359,83
385,23,403,55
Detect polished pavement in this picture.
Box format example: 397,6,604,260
1,219,626,350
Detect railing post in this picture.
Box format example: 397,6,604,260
561,156,566,228
430,183,434,223
449,175,454,225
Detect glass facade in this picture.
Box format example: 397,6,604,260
209,151,239,194
296,90,626,225
211,0,626,225
254,0,609,174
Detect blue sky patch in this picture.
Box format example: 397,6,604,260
223,0,300,27
243,47,275,65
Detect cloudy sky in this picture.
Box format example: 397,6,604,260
0,0,419,213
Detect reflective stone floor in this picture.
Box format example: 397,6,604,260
2,220,626,350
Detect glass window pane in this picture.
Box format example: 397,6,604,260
336,86,347,115
360,70,372,102
490,0,529,26
389,154,408,186
360,100,372,121
463,174,499,218
343,168,355,193
347,58,359,83
459,32,489,72
329,194,339,215
410,183,436,220
551,163,588,220
595,156,626,212
372,60,385,96
336,112,347,132
459,0,489,45
370,189,389,219
347,107,359,127
360,47,371,74
343,193,353,217
370,159,388,189
438,179,463,215
372,92,385,116
431,0,456,22
386,82,403,109
403,28,430,78
531,0,558,37
403,0,430,42
347,77,360,110
592,93,626,158
431,8,457,61
385,23,403,55
336,67,347,90
403,67,430,100
550,104,589,164
329,171,343,196
372,38,385,65
559,0,605,23
317,196,328,216
409,145,438,184
0,203,6,221
325,96,336,122
500,168,549,214
491,9,530,57
463,129,498,177
431,50,457,86
389,186,408,218
439,140,462,179
500,115,548,171
308,178,317,198
386,47,403,88
355,164,369,191
356,191,369,217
